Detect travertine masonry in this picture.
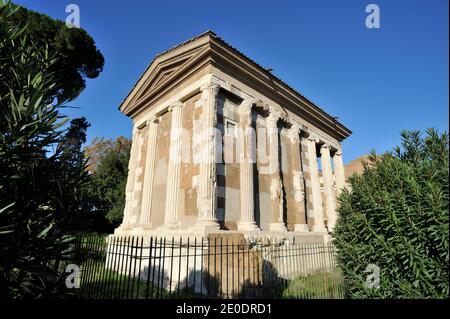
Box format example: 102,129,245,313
114,31,351,240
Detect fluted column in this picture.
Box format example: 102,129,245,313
267,110,287,232
321,145,337,231
306,136,326,232
120,128,140,229
162,101,183,229
333,149,346,195
289,125,308,232
237,100,259,231
138,116,159,228
195,82,220,231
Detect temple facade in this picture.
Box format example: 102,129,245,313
113,31,351,240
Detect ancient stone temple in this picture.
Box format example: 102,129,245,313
113,31,351,241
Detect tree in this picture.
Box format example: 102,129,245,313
333,129,449,298
58,117,92,229
84,136,131,173
84,137,131,228
9,3,104,102
0,1,93,298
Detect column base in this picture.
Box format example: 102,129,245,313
158,222,180,230
133,223,154,232
190,219,220,234
312,224,327,232
268,223,287,232
237,221,260,232
294,224,310,232
114,222,134,235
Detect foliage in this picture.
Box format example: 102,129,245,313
84,137,131,227
333,129,449,298
9,3,104,102
0,1,91,298
84,136,131,173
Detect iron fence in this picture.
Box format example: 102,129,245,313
72,233,345,299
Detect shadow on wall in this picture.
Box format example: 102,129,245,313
137,258,288,299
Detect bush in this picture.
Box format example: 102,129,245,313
0,1,88,298
333,129,449,298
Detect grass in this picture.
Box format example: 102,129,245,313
282,271,346,299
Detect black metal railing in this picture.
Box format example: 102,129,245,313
71,233,345,299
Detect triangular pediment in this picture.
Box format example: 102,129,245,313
119,31,351,141
120,32,214,115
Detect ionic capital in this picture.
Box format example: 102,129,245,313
200,82,220,95
168,101,183,112
266,109,279,128
307,134,320,144
289,124,301,143
333,149,343,157
147,115,160,125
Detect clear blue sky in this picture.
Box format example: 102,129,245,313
15,0,449,163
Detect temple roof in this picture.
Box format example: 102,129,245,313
119,31,352,141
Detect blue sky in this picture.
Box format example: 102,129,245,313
15,0,449,163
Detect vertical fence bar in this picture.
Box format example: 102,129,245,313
168,237,175,299
120,237,129,299
80,235,94,298
185,237,190,298
219,237,223,299
84,237,97,298
177,237,182,299
90,235,102,299
125,236,134,299
213,237,217,298
231,240,235,299
105,236,116,298
158,237,166,298
145,237,154,299
150,236,159,298
135,236,144,298
118,236,126,299
226,237,229,299
105,237,115,298
130,236,138,298
206,238,210,298
111,235,121,299
193,237,197,298
98,236,110,299
200,238,204,298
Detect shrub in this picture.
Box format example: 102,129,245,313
333,129,449,298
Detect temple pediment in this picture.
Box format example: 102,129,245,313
120,30,351,143
121,36,213,116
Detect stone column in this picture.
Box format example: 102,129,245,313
195,83,220,231
289,124,308,232
306,136,326,232
138,116,159,228
333,149,346,195
321,145,337,231
119,128,140,230
237,100,259,231
162,101,183,229
267,110,287,232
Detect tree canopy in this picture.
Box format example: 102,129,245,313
83,137,131,228
10,4,104,102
